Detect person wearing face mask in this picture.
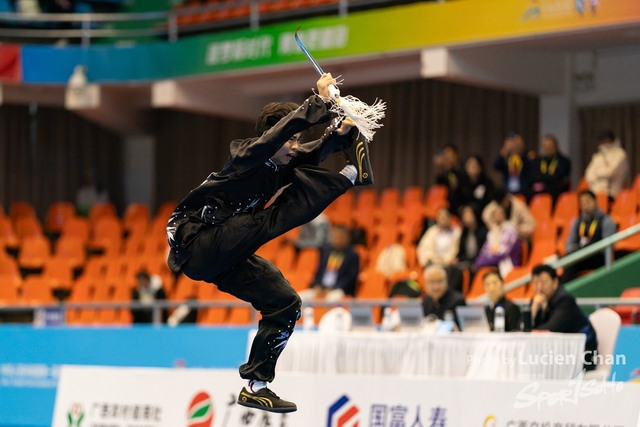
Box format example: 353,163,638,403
585,130,629,200
166,73,374,413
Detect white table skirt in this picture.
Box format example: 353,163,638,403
272,331,586,380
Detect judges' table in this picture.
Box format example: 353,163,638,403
275,331,586,380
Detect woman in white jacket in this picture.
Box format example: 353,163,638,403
585,130,629,199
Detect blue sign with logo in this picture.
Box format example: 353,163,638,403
0,325,250,427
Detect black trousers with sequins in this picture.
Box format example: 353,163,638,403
181,165,353,382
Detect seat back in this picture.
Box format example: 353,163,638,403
588,308,621,376
318,306,352,332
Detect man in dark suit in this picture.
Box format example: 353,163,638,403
531,264,598,371
528,134,571,204
421,264,466,327
483,270,521,331
303,224,359,302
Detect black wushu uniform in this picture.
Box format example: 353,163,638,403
167,95,355,382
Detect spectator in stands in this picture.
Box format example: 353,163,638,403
493,133,533,197
483,270,522,331
421,264,466,326
434,144,463,196
75,168,109,217
131,270,168,324
585,129,629,200
449,155,495,214
456,205,488,269
476,204,522,277
288,212,330,251
417,207,462,291
299,224,359,303
528,134,571,205
482,187,536,240
531,264,598,371
454,205,488,287
562,190,617,283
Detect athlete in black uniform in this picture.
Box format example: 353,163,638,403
166,74,373,413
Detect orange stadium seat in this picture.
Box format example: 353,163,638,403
123,203,150,235
45,202,76,235
0,280,19,305
89,202,117,224
9,201,36,224
0,216,19,249
356,270,387,299
54,236,86,270
529,193,552,222
610,189,637,225
14,216,43,240
42,257,74,290
21,276,55,304
615,214,640,252
596,192,609,213
18,235,51,271
61,216,91,243
552,192,578,229
611,288,640,325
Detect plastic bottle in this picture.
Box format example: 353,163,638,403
443,310,455,323
521,304,532,332
334,306,345,331
381,307,393,332
494,306,505,332
303,306,315,331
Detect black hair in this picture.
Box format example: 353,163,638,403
482,269,502,282
255,102,299,137
137,270,150,281
597,129,615,142
531,264,558,280
492,187,508,203
579,189,596,200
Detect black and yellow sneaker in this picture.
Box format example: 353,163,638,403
237,387,297,413
344,133,374,186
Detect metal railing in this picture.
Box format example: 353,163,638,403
1,296,639,326
0,0,402,46
473,222,640,303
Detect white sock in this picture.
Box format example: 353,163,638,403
340,164,357,185
248,380,267,393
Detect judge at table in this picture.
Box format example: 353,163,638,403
421,264,466,326
483,270,521,331
530,264,598,371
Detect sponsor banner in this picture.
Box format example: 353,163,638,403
52,365,640,427
22,0,640,83
0,44,21,82
0,325,250,427
611,326,640,383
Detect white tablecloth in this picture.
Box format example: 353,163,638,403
274,331,586,380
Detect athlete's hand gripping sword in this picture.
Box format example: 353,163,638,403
295,27,386,141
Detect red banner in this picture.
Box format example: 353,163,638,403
0,44,21,82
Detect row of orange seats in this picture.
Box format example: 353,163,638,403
174,0,339,26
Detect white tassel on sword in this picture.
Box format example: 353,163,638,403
295,27,386,141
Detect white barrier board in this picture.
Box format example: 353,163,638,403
52,365,640,427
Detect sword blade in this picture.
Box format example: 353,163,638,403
295,26,325,76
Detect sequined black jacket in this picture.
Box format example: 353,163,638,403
166,94,351,268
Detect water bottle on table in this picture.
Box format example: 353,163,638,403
494,306,505,333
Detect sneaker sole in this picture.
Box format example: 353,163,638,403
237,399,298,413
